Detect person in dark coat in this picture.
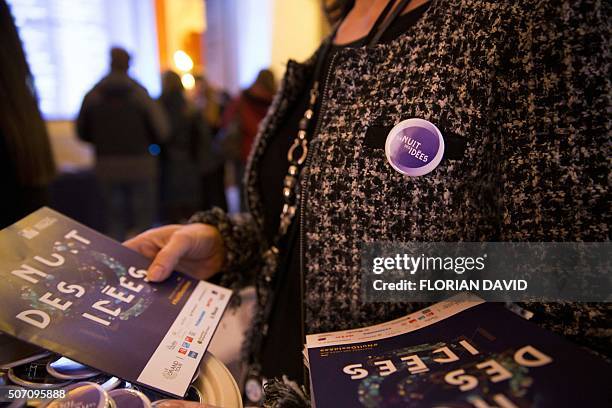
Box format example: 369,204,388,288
219,69,276,211
192,75,228,212
76,47,169,240
158,71,207,223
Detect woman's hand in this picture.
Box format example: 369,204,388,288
123,223,225,282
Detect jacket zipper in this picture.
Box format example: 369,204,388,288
299,52,337,382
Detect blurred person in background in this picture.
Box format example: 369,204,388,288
192,74,228,212
193,75,228,134
76,47,169,241
219,69,276,210
0,0,56,228
158,71,206,223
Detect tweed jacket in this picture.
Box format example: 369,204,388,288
191,0,611,362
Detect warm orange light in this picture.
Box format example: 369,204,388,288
181,73,195,89
173,50,194,72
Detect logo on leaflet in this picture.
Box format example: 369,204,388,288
18,217,57,239
178,348,187,355
188,351,198,359
162,360,183,379
182,342,190,349
166,340,178,351
185,336,193,343
195,311,206,327
19,228,39,239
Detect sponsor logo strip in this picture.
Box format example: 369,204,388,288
136,281,231,397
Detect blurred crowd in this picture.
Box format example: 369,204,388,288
0,0,277,241
75,47,277,240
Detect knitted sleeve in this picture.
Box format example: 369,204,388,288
189,207,265,292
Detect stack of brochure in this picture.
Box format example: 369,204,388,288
305,293,611,407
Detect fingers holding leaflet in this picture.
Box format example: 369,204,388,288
123,225,182,266
123,223,224,282
147,232,192,282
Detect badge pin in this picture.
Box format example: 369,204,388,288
385,118,445,176
47,357,100,380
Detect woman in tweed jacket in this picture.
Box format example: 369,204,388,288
126,0,610,403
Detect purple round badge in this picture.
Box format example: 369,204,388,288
385,118,445,176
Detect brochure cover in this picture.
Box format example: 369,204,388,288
306,294,611,407
0,207,232,398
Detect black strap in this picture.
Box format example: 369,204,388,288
363,0,400,45
369,0,415,46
